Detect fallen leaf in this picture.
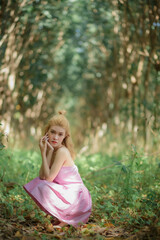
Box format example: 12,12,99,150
88,224,97,227
104,222,115,228
81,228,91,234
94,226,107,234
29,212,35,218
15,231,22,237
45,223,54,232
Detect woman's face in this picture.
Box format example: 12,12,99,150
47,125,66,149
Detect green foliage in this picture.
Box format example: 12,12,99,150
0,123,5,150
77,145,160,228
0,144,159,233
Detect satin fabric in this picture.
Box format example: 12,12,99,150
23,165,92,227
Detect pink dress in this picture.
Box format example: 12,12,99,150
23,165,92,227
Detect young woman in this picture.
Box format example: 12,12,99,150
23,111,92,228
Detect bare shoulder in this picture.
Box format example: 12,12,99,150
56,146,70,156
58,146,74,166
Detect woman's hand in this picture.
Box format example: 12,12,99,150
45,133,54,151
39,134,54,156
39,135,48,156
46,141,54,152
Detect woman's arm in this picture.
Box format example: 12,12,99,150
42,148,66,182
38,134,54,180
39,149,53,179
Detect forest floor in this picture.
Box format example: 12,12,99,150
0,148,160,239
0,210,160,240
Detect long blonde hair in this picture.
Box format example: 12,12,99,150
43,110,76,160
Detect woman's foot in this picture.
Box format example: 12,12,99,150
51,218,60,225
53,221,68,228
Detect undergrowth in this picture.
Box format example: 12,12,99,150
0,139,160,232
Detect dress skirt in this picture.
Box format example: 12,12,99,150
23,165,92,227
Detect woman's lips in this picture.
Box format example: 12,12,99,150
52,141,57,144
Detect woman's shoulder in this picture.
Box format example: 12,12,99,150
57,146,73,161
58,146,74,166
56,146,70,155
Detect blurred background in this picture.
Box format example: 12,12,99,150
0,2,160,237
0,0,160,154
